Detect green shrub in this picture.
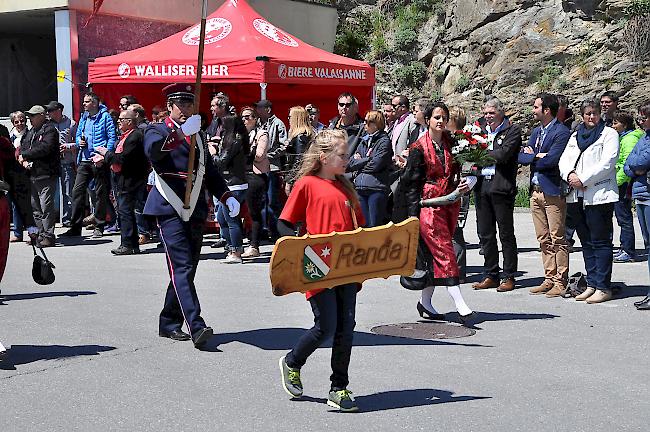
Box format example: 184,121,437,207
455,74,471,92
394,28,418,47
536,62,562,91
514,186,530,208
626,0,650,16
395,61,427,87
334,29,368,60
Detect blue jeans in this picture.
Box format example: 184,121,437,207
9,198,23,238
60,163,75,224
357,189,388,227
614,183,635,255
636,203,650,295
216,189,246,253
285,283,357,391
265,172,282,237
567,200,614,290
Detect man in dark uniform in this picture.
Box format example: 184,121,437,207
144,83,240,348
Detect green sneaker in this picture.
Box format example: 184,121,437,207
279,355,303,398
327,389,358,412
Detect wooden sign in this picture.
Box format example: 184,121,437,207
270,217,420,296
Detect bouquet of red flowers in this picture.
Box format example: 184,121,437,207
451,125,495,174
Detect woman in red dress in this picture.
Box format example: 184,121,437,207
402,101,476,324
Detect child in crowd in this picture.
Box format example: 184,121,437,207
277,129,365,412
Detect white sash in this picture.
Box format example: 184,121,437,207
154,133,206,222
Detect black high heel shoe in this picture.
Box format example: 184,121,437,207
459,311,479,328
634,296,650,307
417,302,445,321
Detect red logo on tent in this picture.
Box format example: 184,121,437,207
118,63,130,78
182,18,232,46
253,18,298,47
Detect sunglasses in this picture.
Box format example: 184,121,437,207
13,119,25,124
117,117,133,122
338,102,353,108
364,119,375,124
241,115,253,120
432,115,448,121
391,104,403,109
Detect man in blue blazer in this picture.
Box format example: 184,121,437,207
519,93,571,297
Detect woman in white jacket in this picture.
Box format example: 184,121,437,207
559,99,619,303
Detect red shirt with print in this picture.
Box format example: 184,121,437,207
280,175,365,299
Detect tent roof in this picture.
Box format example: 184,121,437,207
88,0,374,86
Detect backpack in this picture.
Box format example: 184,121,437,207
561,272,587,298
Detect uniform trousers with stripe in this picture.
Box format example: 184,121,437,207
158,214,207,338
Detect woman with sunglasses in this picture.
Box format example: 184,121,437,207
8,112,27,242
401,101,475,324
240,106,269,258
346,110,393,227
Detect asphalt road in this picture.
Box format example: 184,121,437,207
1,210,649,431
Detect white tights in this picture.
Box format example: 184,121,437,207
420,285,472,316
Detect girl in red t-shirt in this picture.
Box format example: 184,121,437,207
277,129,364,412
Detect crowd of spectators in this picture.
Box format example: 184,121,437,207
4,88,650,312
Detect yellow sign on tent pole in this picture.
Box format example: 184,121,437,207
56,70,66,83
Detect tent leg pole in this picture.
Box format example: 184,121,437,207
372,85,377,109
260,82,267,100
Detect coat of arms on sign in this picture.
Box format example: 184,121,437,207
303,242,332,281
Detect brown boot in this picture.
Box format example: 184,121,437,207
497,278,515,292
530,280,554,295
586,289,612,304
545,283,564,298
472,277,499,290
575,287,596,301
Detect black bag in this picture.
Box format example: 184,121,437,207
562,272,586,298
31,243,55,285
561,144,587,197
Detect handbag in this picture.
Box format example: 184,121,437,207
560,145,587,197
31,243,55,285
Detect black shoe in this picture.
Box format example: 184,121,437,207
417,302,445,321
159,329,191,341
60,228,81,237
634,296,650,307
193,326,213,347
634,299,650,310
459,311,480,328
111,245,140,255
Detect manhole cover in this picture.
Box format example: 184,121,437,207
371,322,475,340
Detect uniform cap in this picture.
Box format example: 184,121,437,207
162,83,195,102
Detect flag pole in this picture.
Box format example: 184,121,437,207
184,0,208,209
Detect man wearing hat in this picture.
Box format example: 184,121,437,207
255,99,287,240
144,83,239,348
18,105,61,247
46,101,77,227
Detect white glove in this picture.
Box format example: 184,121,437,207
226,196,240,217
181,114,201,136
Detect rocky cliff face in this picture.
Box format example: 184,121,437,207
338,0,649,126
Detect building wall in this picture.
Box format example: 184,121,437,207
0,33,57,115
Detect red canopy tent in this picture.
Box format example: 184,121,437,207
88,0,375,122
